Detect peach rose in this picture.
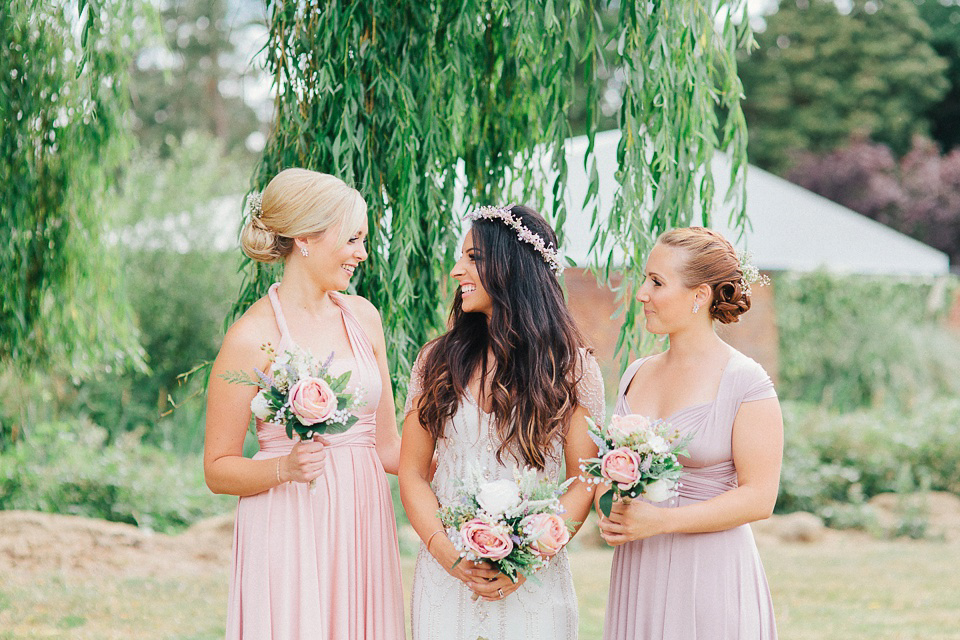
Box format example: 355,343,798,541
600,447,642,486
461,519,514,560
289,376,337,425
608,413,652,443
522,513,569,557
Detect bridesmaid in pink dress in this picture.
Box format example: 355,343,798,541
204,169,405,639
599,227,783,640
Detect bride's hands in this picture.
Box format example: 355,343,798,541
466,565,526,602
281,437,328,484
598,498,669,545
434,544,524,601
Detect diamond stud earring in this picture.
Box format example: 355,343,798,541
300,246,309,257
692,301,700,314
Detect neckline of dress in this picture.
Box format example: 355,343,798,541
622,349,739,422
268,283,359,367
464,387,493,417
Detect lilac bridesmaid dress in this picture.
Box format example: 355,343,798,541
603,350,778,640
225,283,405,639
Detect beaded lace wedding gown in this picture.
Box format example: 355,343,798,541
405,349,606,640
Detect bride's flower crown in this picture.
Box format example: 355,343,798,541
465,204,565,276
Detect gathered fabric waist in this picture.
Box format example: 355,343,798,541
676,461,738,501
255,415,377,453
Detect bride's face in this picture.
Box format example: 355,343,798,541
450,230,494,317
636,243,703,334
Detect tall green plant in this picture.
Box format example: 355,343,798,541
233,0,752,388
0,0,143,375
591,1,754,363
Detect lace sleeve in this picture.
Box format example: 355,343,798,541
575,349,606,426
402,347,429,418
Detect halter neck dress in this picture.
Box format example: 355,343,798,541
603,349,779,640
225,283,405,640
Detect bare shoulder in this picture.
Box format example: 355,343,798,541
218,296,280,365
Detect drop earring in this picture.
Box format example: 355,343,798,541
300,246,309,257
692,301,700,314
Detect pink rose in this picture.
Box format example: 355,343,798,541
608,414,652,442
601,447,642,486
460,519,514,560
522,513,569,557
289,376,337,425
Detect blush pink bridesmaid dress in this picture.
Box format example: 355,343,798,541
604,350,779,640
225,283,405,639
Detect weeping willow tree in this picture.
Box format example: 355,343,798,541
235,0,753,388
0,0,143,375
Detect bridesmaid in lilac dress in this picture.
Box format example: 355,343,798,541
204,169,405,639
599,227,783,640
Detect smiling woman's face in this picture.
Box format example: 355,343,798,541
450,230,494,316
299,219,369,291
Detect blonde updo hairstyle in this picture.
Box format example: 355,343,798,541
240,168,367,263
656,226,750,324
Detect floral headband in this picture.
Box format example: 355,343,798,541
246,191,263,219
738,251,770,294
464,204,564,276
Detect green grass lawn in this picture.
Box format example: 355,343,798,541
1,535,958,639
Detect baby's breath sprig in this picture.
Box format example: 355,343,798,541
737,251,771,295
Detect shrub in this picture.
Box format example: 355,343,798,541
0,419,234,533
777,399,960,523
775,271,960,411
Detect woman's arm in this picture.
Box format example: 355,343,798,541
203,320,327,496
560,405,601,534
354,297,401,475
398,405,499,592
600,397,783,544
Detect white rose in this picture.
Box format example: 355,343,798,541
476,479,522,516
647,435,670,455
250,391,272,421
641,478,676,503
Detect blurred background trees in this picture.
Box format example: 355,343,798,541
739,0,960,271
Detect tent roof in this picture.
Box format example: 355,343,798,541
560,130,950,276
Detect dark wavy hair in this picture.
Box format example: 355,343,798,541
416,205,588,470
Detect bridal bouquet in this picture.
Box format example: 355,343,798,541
437,467,576,584
579,414,690,517
221,344,365,487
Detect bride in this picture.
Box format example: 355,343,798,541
398,204,605,640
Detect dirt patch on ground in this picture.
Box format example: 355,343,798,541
0,510,235,578
4,491,960,579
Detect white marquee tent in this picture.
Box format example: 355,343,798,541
559,130,950,276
